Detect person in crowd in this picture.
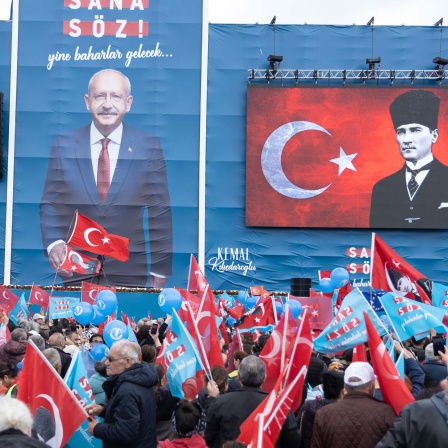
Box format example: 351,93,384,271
0,362,19,397
205,355,301,448
421,342,447,385
377,348,448,448
154,362,180,442
222,442,247,448
89,333,105,347
394,342,425,398
28,334,45,352
141,345,157,364
405,336,430,362
0,396,50,448
0,328,28,365
228,351,248,381
306,350,329,388
42,348,62,376
86,340,159,448
89,361,108,405
48,332,72,377
33,314,46,326
251,334,269,356
64,330,81,354
311,362,396,448
198,366,232,412
299,370,345,448
158,399,207,448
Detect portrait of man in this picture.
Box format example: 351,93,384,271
40,69,172,288
370,89,448,228
386,267,432,304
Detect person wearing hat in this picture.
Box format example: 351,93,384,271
33,314,45,325
311,362,396,448
370,89,448,228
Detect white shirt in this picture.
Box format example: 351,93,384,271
405,153,433,200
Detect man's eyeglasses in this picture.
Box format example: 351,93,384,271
91,93,125,103
91,339,103,345
105,356,128,363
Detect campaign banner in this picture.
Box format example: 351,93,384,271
246,86,448,229
49,296,81,319
11,0,203,288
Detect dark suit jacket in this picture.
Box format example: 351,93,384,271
370,157,448,228
40,123,172,287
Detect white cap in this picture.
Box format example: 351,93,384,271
344,362,375,386
33,313,45,321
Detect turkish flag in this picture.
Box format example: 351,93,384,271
233,295,276,331
67,212,129,262
60,244,101,275
352,343,368,362
371,233,432,305
187,254,208,294
29,284,50,309
0,286,19,314
246,86,448,228
81,281,116,305
364,312,414,415
17,341,87,447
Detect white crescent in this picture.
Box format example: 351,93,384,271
84,228,102,247
375,344,399,381
35,292,42,301
37,394,63,448
196,310,212,339
261,121,332,198
260,330,281,359
89,290,97,301
2,291,9,300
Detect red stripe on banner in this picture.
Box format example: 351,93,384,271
64,0,149,8
63,20,149,37
345,248,371,257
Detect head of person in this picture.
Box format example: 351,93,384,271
425,343,442,363
388,268,414,293
0,362,18,388
238,355,266,387
48,332,66,349
33,313,45,325
89,333,105,346
11,328,28,344
141,344,157,363
204,366,228,394
42,348,62,375
233,351,249,370
171,399,206,438
344,361,375,396
0,396,34,436
65,330,81,347
105,340,140,376
29,333,46,351
390,90,440,163
322,370,345,400
84,69,133,137
94,361,107,377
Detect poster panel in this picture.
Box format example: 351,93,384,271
12,0,202,288
246,86,448,229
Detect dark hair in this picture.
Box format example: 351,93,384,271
137,325,155,345
60,318,70,330
204,366,228,394
89,334,104,344
94,361,107,376
322,370,345,400
242,343,252,355
173,399,204,437
153,362,166,404
223,442,247,448
141,345,157,363
0,362,18,379
416,385,443,400
234,351,249,363
49,326,64,337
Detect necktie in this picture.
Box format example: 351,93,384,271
407,164,430,197
98,138,111,204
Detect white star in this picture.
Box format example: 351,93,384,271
71,265,77,271
255,317,260,322
330,147,357,175
102,235,110,244
311,309,319,317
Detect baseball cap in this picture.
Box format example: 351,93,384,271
33,313,45,321
344,362,375,386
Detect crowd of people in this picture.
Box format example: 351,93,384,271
0,310,448,448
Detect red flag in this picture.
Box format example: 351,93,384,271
67,212,129,262
289,295,333,330
17,341,87,446
0,286,19,314
227,329,244,372
363,312,414,415
176,287,202,317
233,295,276,331
250,285,265,296
284,311,313,412
227,299,246,320
59,245,101,275
195,285,224,368
81,282,116,305
187,254,208,294
371,233,432,305
352,343,368,362
259,306,298,393
29,284,50,309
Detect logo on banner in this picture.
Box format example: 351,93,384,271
74,305,83,316
97,300,106,311
110,328,123,341
208,247,256,276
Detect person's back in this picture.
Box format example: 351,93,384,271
311,362,396,448
377,390,448,448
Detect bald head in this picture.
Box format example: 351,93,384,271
48,332,65,349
